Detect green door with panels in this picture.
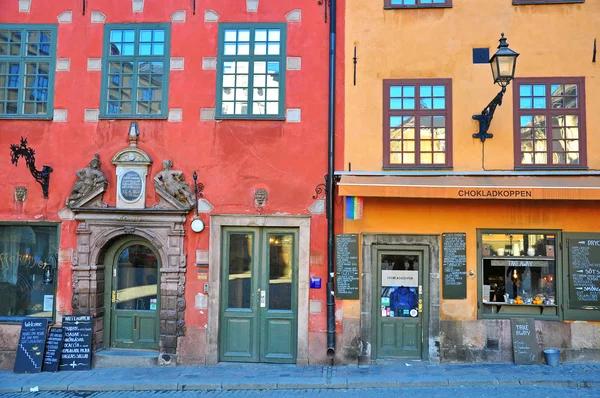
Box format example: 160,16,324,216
373,248,427,359
220,227,298,363
104,239,159,350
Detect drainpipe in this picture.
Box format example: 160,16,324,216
326,0,337,360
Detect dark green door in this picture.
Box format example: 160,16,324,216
374,249,425,359
105,240,159,350
220,228,298,363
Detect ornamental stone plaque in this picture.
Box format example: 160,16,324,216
112,122,152,209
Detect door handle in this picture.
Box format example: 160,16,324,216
260,290,266,308
134,314,138,331
112,290,116,303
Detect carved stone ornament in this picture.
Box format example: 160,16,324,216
67,154,108,208
153,160,195,211
14,187,27,202
254,189,267,207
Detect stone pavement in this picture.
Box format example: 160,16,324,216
1,362,600,393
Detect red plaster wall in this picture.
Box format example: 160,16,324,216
0,0,345,365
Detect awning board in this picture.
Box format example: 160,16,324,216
338,175,600,200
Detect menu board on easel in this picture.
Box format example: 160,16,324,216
42,327,64,372
59,315,93,371
442,233,467,300
13,318,48,373
567,239,600,312
335,234,359,300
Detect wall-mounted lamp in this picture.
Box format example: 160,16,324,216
472,33,520,142
42,254,58,285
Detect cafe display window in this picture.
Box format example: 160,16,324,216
0,224,58,321
479,231,559,318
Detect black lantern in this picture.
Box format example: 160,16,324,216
42,254,58,285
489,33,519,87
472,33,520,142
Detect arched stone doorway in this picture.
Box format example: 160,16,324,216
69,209,188,364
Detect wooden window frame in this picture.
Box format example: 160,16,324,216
0,24,57,120
512,77,587,169
513,0,584,5
100,23,171,120
216,23,287,121
383,78,453,169
384,0,452,9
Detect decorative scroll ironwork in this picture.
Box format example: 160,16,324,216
10,137,53,199
192,171,205,216
313,174,327,199
472,87,506,143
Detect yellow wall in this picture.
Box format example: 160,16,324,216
345,0,599,171
343,198,600,320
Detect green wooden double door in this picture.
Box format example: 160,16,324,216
104,238,160,350
220,227,298,363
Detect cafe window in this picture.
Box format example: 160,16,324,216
513,77,586,168
0,224,58,321
479,230,559,319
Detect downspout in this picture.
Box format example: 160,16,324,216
326,0,337,360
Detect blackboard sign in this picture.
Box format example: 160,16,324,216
568,239,600,310
511,318,539,364
14,318,48,373
59,315,93,371
335,234,359,300
42,327,64,372
442,233,467,300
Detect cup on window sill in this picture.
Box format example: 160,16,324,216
497,248,505,256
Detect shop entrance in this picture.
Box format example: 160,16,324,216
219,227,298,363
103,238,160,350
373,247,428,359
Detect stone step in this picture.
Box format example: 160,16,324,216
93,349,159,368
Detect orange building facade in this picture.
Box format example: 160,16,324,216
0,0,345,369
337,0,600,364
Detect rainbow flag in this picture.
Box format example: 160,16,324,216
346,196,363,220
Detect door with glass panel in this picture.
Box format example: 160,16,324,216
105,239,159,350
374,249,426,359
220,228,298,363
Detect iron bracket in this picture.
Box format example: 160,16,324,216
472,86,506,142
10,137,53,199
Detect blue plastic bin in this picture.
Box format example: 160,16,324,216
543,349,560,367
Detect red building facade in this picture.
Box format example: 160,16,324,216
0,0,344,368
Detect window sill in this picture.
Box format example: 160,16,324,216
513,0,584,4
215,115,286,121
0,316,54,324
383,166,453,170
0,116,53,121
99,115,168,120
514,166,588,171
480,302,559,319
384,5,452,9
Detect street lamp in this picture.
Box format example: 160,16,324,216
473,33,520,142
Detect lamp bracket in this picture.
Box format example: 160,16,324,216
472,86,506,142
10,137,53,199
192,171,205,217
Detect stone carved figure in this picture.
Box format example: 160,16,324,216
153,160,195,209
67,154,108,207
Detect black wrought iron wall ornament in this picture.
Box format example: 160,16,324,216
10,137,53,199
312,174,327,200
192,171,205,216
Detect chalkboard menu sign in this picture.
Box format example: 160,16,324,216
568,239,600,310
59,315,93,371
42,327,64,372
14,318,48,373
511,318,539,365
442,233,467,300
335,234,359,300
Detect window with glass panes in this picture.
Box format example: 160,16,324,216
0,25,56,118
384,0,452,8
216,23,286,119
513,78,586,168
383,79,452,168
100,24,170,118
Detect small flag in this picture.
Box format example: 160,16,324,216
346,196,363,220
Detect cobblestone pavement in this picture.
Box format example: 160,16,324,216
1,386,600,398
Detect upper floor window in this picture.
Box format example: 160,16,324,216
100,24,170,119
216,23,286,120
383,79,452,168
385,0,452,8
513,78,586,168
0,25,57,119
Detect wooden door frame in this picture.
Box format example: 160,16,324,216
102,236,161,350
371,246,428,360
207,215,310,366
359,234,441,365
